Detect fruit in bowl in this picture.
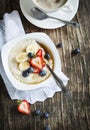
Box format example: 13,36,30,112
8,39,54,84
1,33,61,90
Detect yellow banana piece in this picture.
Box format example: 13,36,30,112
26,39,41,54
19,62,30,71
16,52,28,63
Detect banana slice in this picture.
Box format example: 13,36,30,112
26,39,41,54
16,52,28,63
19,62,30,71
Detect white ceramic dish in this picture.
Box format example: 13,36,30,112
19,0,79,29
1,33,61,90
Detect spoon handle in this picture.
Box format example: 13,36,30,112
47,15,79,27
46,64,73,101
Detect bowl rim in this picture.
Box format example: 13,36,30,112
1,32,61,90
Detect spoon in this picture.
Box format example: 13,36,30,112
46,64,73,101
31,7,79,27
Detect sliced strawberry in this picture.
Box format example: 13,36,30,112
18,100,30,114
33,68,40,74
30,57,43,70
36,49,42,57
42,60,46,67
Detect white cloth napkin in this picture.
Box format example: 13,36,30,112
0,10,69,104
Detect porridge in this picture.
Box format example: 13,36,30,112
8,39,54,84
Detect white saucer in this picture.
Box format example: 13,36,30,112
20,0,79,29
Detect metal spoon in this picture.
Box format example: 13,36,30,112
31,7,79,27
46,64,73,101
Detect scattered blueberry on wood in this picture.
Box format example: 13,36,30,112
56,43,63,48
43,112,49,119
45,126,50,130
34,109,41,116
71,48,80,55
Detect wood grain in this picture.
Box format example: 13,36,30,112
0,0,90,130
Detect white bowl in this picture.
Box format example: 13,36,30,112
1,32,61,90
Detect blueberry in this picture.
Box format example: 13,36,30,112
43,112,49,118
45,126,50,130
56,43,63,48
39,70,46,76
34,109,41,116
44,53,50,60
22,70,29,77
27,67,34,73
28,52,35,58
72,48,80,55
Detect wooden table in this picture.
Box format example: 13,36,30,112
0,0,90,130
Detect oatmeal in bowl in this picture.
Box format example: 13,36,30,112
8,39,54,85
1,33,61,90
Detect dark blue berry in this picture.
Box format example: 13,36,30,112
56,43,63,48
43,112,49,118
72,22,80,27
44,53,50,60
34,109,41,116
28,52,35,58
45,126,50,130
27,67,34,73
72,48,80,55
39,70,46,76
22,70,29,77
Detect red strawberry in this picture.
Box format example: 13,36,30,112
42,60,46,67
33,68,40,74
30,57,43,70
36,49,42,57
18,100,30,114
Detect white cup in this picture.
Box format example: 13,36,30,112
32,0,73,13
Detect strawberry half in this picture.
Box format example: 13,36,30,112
30,57,43,70
33,68,40,74
18,100,30,114
42,60,46,67
36,49,42,57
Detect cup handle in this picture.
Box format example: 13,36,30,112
61,4,73,13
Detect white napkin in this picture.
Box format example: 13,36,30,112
0,10,69,104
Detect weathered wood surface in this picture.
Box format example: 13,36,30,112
0,0,90,130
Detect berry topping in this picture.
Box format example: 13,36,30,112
56,43,63,48
44,53,50,60
36,49,42,57
43,112,49,118
28,52,35,58
27,67,34,73
33,68,40,74
22,70,29,77
17,100,30,114
72,48,80,55
34,109,41,116
30,57,44,70
39,70,46,76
